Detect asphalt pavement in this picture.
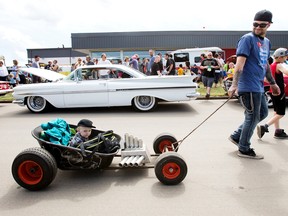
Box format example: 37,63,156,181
0,100,288,216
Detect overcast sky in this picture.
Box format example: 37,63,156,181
0,0,287,65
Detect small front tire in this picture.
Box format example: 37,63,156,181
153,134,178,154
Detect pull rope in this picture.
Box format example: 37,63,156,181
174,97,232,151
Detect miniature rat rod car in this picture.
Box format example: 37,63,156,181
11,125,187,191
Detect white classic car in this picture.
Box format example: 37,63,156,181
13,65,199,113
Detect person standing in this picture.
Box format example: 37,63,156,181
257,48,288,139
74,58,84,69
147,49,155,76
151,55,162,76
228,9,280,159
157,52,164,73
98,53,112,78
31,55,42,83
51,60,59,72
10,60,20,86
85,56,94,66
200,52,219,98
0,60,8,81
129,54,139,70
164,53,176,76
45,60,53,70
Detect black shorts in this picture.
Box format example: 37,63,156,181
272,94,286,115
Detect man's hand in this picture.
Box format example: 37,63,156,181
228,85,237,98
270,84,281,96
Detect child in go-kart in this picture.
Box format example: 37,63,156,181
69,119,120,154
69,119,95,148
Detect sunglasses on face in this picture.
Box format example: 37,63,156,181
253,22,268,28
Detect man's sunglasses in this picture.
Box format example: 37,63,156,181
253,22,268,28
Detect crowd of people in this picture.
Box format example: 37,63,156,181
1,44,239,88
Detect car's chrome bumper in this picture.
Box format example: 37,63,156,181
13,99,25,106
186,92,200,99
0,89,13,96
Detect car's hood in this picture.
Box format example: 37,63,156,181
21,68,66,81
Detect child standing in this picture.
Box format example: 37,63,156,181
257,48,288,139
177,64,184,76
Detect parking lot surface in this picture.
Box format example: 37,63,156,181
0,100,288,216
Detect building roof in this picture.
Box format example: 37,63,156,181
71,30,288,52
27,48,86,59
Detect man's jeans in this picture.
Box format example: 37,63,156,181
231,92,268,152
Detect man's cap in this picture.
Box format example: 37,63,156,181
77,119,95,128
273,48,288,58
254,9,273,23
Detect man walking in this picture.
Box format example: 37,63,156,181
228,9,280,159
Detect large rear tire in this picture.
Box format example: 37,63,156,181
155,152,187,185
12,147,57,191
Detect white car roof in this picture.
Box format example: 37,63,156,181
20,64,146,81
70,64,146,78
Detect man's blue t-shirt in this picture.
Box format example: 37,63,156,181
236,32,271,93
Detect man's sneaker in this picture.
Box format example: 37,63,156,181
205,93,210,99
257,125,269,138
228,136,239,146
274,129,288,139
237,148,264,160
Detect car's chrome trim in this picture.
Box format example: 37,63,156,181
13,100,25,106
186,92,200,98
115,86,197,91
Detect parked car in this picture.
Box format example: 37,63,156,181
12,65,199,113
0,81,13,96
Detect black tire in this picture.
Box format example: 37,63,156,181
26,96,51,113
132,96,157,112
12,147,58,191
153,134,178,154
98,156,114,169
154,152,187,185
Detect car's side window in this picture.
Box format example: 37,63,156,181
71,68,134,80
121,71,132,78
72,68,83,81
83,68,98,80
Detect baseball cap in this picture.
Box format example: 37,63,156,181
77,119,95,128
254,9,273,23
273,48,288,58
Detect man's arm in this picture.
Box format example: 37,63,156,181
265,63,276,85
228,56,246,97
